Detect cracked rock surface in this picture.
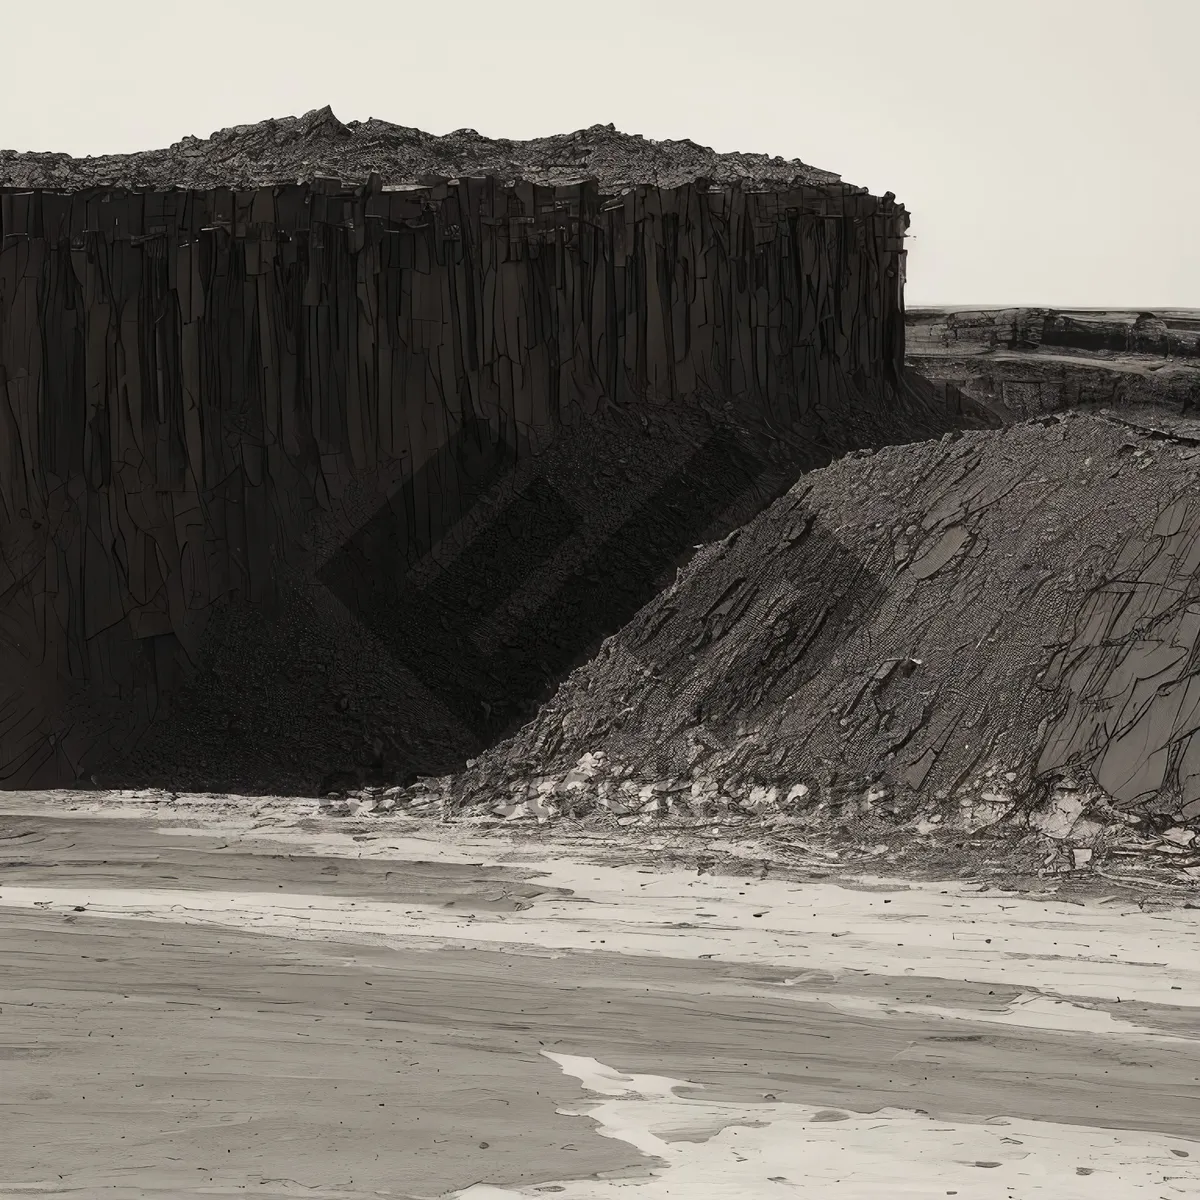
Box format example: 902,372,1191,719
448,407,1200,841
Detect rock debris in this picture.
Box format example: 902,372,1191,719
0,104,842,193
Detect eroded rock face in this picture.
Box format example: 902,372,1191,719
907,307,1200,421
0,135,938,792
451,409,1200,825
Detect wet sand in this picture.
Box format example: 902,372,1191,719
3,791,1200,1197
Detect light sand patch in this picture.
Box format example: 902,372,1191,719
771,985,1188,1041
101,793,1200,1016
452,1054,1200,1200
4,866,1199,1026
6,794,1200,1196
7,794,1200,1043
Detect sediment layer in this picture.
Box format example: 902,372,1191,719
907,307,1200,420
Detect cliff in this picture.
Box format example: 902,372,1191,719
0,115,944,791
907,307,1200,420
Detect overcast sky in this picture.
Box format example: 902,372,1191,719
4,0,1195,308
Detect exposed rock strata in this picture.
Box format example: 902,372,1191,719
907,307,1200,421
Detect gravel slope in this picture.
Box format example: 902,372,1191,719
446,407,1200,846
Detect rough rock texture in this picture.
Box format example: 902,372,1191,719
0,129,938,792
448,408,1200,832
0,106,841,193
907,307,1200,421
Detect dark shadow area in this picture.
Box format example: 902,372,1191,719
0,169,936,793
463,502,894,790
320,424,772,745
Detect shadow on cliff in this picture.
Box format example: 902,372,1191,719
90,369,967,796
0,174,962,796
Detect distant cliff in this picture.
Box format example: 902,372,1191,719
907,307,1200,421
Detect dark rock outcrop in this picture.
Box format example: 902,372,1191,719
0,116,945,792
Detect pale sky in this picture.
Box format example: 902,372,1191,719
4,0,1195,308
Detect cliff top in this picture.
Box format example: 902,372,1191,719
0,105,843,194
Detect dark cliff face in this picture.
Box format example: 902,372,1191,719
0,166,942,793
